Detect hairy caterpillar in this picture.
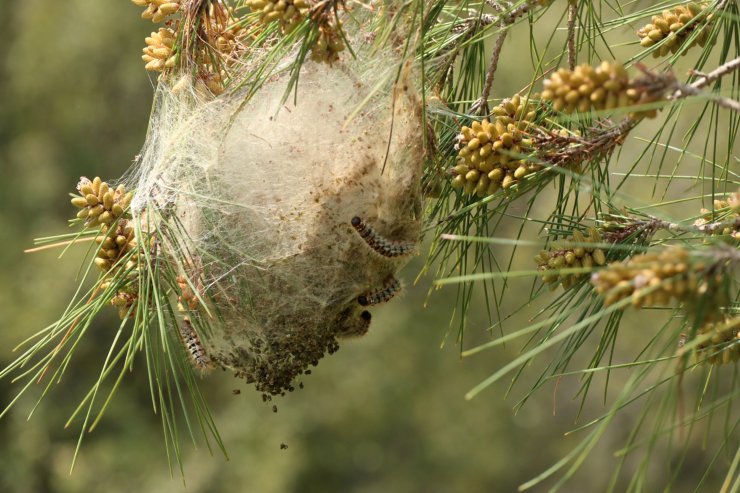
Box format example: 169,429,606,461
358,277,403,306
178,318,213,370
351,216,416,258
338,310,372,337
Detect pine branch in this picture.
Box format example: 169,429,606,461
470,30,506,115
566,1,576,70
689,55,740,89
669,55,740,112
469,0,541,114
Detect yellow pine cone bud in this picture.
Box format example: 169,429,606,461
310,25,346,64
177,275,200,310
202,71,227,96
214,25,244,61
542,61,634,114
637,2,714,58
693,317,740,366
535,227,607,290
134,0,181,23
94,258,111,271
142,28,177,72
245,0,309,33
94,221,138,271
204,5,245,64
591,247,711,309
72,177,133,228
110,286,139,320
490,93,538,126
449,96,540,197
694,189,740,242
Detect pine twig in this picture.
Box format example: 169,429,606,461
470,30,507,115
688,55,740,89
602,212,740,238
469,0,540,114
451,13,497,34
436,14,496,91
666,56,740,112
566,2,576,70
534,117,637,169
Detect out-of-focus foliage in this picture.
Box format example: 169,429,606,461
0,1,731,492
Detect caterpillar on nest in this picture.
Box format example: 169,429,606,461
178,318,214,370
130,47,424,397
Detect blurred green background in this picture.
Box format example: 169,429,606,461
0,1,734,492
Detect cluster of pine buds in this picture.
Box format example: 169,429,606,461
94,221,139,273
70,177,142,319
450,95,540,196
541,61,660,118
245,0,347,63
310,24,346,63
213,21,244,60
142,28,177,72
131,0,180,23
98,220,142,320
535,228,608,290
246,0,309,33
692,316,740,365
637,2,713,58
71,177,133,228
197,7,247,94
177,277,198,311
542,62,629,113
694,190,740,241
590,247,712,308
133,0,248,89
110,285,139,320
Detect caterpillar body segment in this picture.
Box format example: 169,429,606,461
178,318,213,370
338,310,372,338
357,277,402,306
357,310,372,335
351,216,416,258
